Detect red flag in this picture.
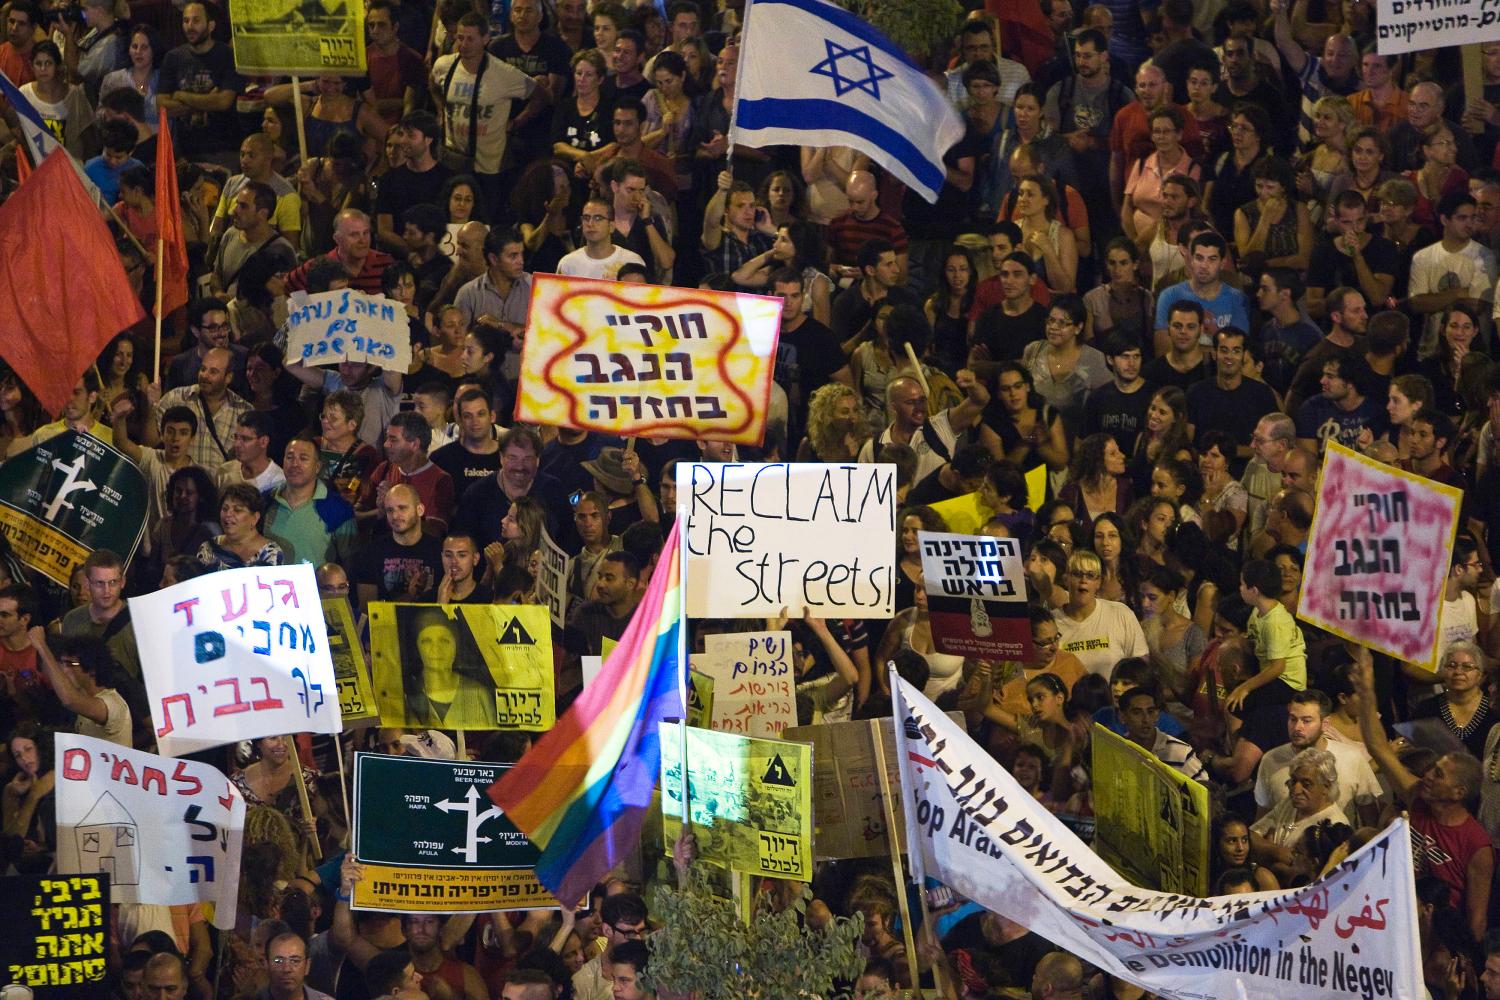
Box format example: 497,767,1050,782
155,108,189,318
14,145,29,184
987,0,1054,76
0,150,146,416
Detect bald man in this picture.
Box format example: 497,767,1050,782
142,953,190,1000
826,170,908,278
354,483,443,610
1389,80,1480,172
1029,953,1085,1000
211,132,302,247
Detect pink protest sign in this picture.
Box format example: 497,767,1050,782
1298,442,1462,667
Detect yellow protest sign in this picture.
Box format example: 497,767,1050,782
661,724,813,881
1091,725,1210,895
324,597,376,725
515,275,781,445
369,604,555,731
228,0,366,74
686,669,714,729
928,490,996,535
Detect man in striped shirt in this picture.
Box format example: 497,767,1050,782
280,209,394,296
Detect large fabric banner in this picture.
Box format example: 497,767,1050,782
352,753,555,913
1298,442,1460,668
54,734,244,928
892,675,1421,1000
0,873,109,998
0,431,147,586
515,275,780,445
678,462,897,618
227,0,366,74
369,604,555,730
1092,725,1210,896
131,564,342,756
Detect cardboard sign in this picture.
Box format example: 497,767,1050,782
228,0,366,75
515,275,781,445
537,527,570,629
894,676,1422,1000
0,430,147,586
369,604,555,730
131,564,342,756
324,597,376,725
661,725,813,881
1091,725,1211,896
919,531,1034,661
54,734,244,927
692,631,795,737
1298,443,1461,668
785,712,963,861
1374,0,1500,54
0,874,109,998
679,462,897,618
352,753,554,913
285,290,412,371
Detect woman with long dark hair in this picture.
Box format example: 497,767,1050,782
398,606,498,727
925,245,978,373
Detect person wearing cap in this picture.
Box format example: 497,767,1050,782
580,446,657,538
374,110,453,254
71,0,128,102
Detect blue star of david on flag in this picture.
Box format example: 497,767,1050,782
809,38,894,99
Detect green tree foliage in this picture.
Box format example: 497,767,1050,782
836,0,964,62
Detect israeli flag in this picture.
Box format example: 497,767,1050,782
0,70,101,202
730,0,965,203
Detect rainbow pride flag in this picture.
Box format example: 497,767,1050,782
489,521,684,901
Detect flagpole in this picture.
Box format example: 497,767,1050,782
291,75,310,165
724,0,751,180
675,473,691,888
106,201,151,262
152,234,165,384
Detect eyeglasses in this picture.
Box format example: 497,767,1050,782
611,923,647,938
1070,570,1100,580
270,957,306,968
580,213,610,223
1033,634,1060,647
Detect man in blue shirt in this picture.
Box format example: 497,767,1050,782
1294,351,1387,455
1155,231,1249,347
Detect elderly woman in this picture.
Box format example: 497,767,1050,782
1249,747,1349,883
1355,651,1493,942
1121,106,1201,246
1413,641,1496,758
196,483,284,571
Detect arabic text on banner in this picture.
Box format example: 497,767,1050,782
892,675,1422,1000
0,873,109,999
678,462,897,618
918,530,1034,661
352,753,555,913
0,430,147,586
369,604,555,731
285,289,413,372
1091,724,1210,896
1297,442,1461,668
660,724,813,881
131,564,341,756
227,0,367,75
514,275,781,445
324,597,377,724
54,734,244,928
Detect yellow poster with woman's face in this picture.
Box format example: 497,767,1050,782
368,603,555,731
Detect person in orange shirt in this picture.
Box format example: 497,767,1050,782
1347,49,1409,132
0,0,39,86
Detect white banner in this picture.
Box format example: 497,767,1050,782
677,462,896,618
892,674,1422,1000
132,564,343,756
54,733,245,928
285,289,414,371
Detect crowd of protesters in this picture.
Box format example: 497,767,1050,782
10,0,1500,995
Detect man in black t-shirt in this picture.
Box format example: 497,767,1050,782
971,252,1046,372
1306,192,1399,319
374,112,453,252
355,485,443,611
431,387,502,489
158,1,241,164
770,269,849,437
489,0,571,166
1082,330,1153,454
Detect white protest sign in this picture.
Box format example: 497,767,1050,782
678,463,896,618
918,531,1034,661
54,733,245,928
1375,0,1500,54
538,527,571,629
132,564,343,756
285,289,414,371
693,630,795,737
892,675,1422,1000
